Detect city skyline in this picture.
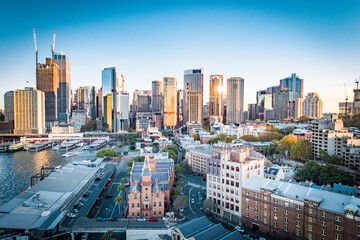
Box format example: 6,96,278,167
1,1,360,112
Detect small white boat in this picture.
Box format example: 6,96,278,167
62,152,78,157
53,145,60,151
77,142,85,147
82,146,89,150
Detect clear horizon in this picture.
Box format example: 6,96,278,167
1,0,360,112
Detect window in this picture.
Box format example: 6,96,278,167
296,213,300,219
137,203,140,208
246,212,249,217
254,215,258,220
255,201,258,206
137,212,140,217
308,225,313,232
274,214,278,220
246,191,249,196
132,212,134,217
335,216,341,222
159,202,162,207
154,202,156,207
132,203,134,208
274,198,278,203
264,210,267,216
308,233,313,240
321,212,326,218
335,225,341,231
285,202,289,207
264,196,268,201
321,229,326,236
284,210,288,215
159,211,161,215
284,217,288,223
335,234,340,240
156,193,159,198
264,218,267,224
296,221,300,227
273,221,277,227
321,221,326,227
274,207,278,212
309,217,313,223
264,204,268,209
246,205,249,210
295,229,300,236
135,194,137,199
255,208,258,213
296,205,301,210
154,211,156,215
255,193,259,198
284,225,288,232
308,208,313,214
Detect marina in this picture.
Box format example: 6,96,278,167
27,141,54,152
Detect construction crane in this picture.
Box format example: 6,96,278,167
33,27,38,68
356,78,359,90
51,29,56,59
121,74,125,91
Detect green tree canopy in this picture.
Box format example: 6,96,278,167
192,133,200,141
133,156,145,162
277,135,297,154
240,135,260,142
290,139,312,160
118,184,125,193
258,132,283,142
173,195,189,211
225,137,237,143
96,148,121,158
319,149,342,165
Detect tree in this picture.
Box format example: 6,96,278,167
319,149,342,165
118,184,125,193
174,195,189,211
203,117,210,132
278,126,296,136
277,135,297,154
123,151,128,155
133,156,145,162
290,139,312,160
225,137,236,143
240,135,260,142
299,116,311,123
174,186,182,196
102,230,116,240
218,133,227,141
265,124,278,132
114,195,124,217
121,178,128,184
96,148,120,158
296,161,321,183
126,167,132,176
258,132,283,142
208,137,222,145
202,198,214,211
192,133,200,141
264,160,272,167
263,141,279,156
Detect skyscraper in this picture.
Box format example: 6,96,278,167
226,77,244,124
13,88,45,134
54,53,71,121
256,90,272,120
163,77,177,128
82,86,97,120
102,67,117,132
97,89,102,119
152,81,163,114
303,92,323,119
36,58,59,129
116,91,129,131
209,75,223,122
177,89,184,127
183,69,203,124
137,94,151,112
4,91,14,122
280,73,303,101
273,90,289,120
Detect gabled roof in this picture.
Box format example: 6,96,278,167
192,223,228,240
176,216,212,238
130,183,142,193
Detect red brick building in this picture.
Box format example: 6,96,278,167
242,176,360,240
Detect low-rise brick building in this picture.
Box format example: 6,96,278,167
242,176,360,240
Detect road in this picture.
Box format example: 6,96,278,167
95,157,131,219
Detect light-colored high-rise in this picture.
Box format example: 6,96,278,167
163,77,177,128
183,69,203,124
4,91,14,122
152,81,163,114
303,92,323,119
54,53,71,121
209,75,223,119
36,58,59,126
13,88,45,134
226,77,244,124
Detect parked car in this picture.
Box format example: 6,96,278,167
71,208,79,213
83,193,89,197
106,182,111,186
235,226,245,233
179,208,184,213
67,212,76,218
105,195,113,199
78,202,84,207
197,202,201,208
136,217,146,222
191,198,195,204
149,217,159,222
95,177,102,181
96,217,106,221
108,217,117,221
125,183,130,187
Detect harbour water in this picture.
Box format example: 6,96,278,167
0,148,98,205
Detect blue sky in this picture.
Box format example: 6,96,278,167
1,0,360,112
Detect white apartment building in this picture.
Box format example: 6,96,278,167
311,114,353,159
206,143,264,223
219,125,265,138
186,145,212,175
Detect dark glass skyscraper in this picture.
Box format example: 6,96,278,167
279,73,303,101
102,67,117,132
54,53,71,121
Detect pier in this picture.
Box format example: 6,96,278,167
28,141,54,152
89,139,107,149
